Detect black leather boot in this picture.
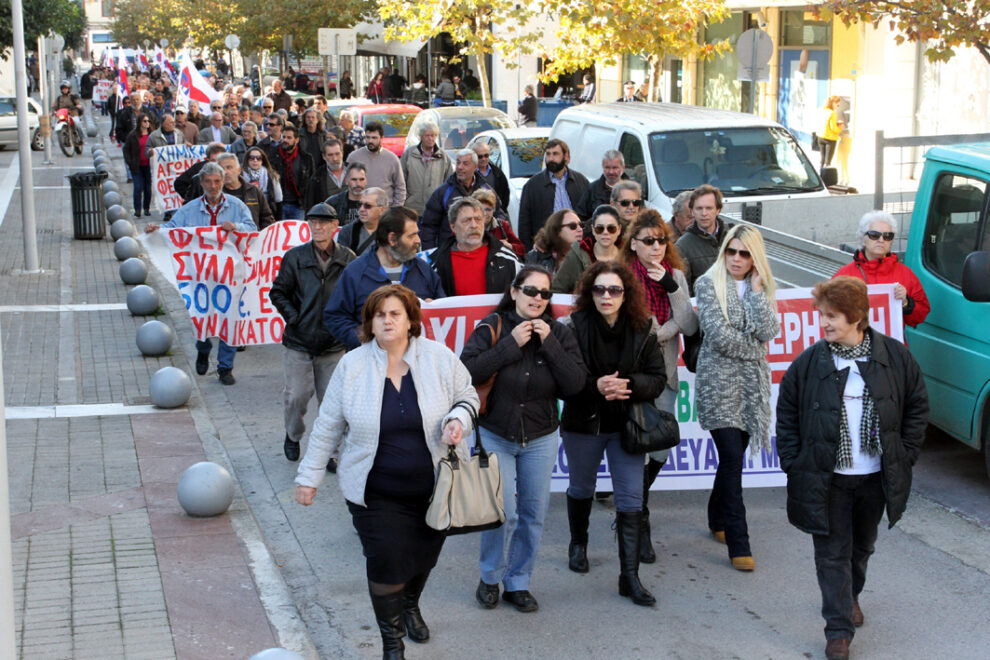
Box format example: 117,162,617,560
401,571,430,643
567,495,593,573
616,511,656,607
369,590,406,659
640,458,664,564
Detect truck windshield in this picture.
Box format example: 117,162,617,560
649,127,822,197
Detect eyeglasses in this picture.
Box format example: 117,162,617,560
593,224,620,235
865,230,895,241
725,247,752,259
247,155,262,161
359,202,380,209
516,285,552,300
617,199,643,208
561,222,581,231
476,154,490,160
591,285,624,297
634,235,667,246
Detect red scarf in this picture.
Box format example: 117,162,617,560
631,259,672,325
279,144,301,198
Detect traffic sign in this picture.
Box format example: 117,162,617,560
160,38,169,48
318,28,356,57
224,34,241,50
736,28,772,83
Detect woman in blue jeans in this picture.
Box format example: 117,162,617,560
559,261,666,607
461,266,586,613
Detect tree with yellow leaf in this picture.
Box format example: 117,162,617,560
542,0,730,102
378,0,544,106
820,0,990,65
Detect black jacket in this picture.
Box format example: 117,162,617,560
575,173,628,221
518,168,590,252
305,162,345,209
269,147,315,205
429,233,520,296
776,329,929,535
461,311,587,443
224,180,274,229
419,172,504,249
560,309,666,435
115,106,141,144
478,163,511,211
269,240,357,355
122,130,148,174
174,160,208,203
325,189,360,225
298,128,324,167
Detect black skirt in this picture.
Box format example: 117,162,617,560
347,492,446,584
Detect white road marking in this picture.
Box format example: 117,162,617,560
6,403,181,419
0,303,128,312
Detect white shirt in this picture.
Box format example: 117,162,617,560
735,278,749,299
834,354,882,475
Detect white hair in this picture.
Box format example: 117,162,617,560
418,121,439,138
456,149,478,165
339,110,353,122
858,210,896,244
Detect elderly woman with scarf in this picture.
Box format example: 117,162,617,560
243,146,284,221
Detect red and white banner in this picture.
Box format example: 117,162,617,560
149,144,209,212
176,49,220,107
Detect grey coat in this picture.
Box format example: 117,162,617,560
648,268,698,392
694,273,780,451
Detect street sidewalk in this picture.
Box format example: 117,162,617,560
2,117,315,658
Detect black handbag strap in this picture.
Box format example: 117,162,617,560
452,400,489,466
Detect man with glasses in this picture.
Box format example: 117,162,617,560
259,116,284,158
199,112,237,145
305,138,347,208
419,149,506,250
270,202,356,465
346,121,406,207
518,138,590,252
326,162,367,226
260,100,275,119
270,123,315,220
429,197,521,296
675,184,734,294
611,180,644,224
472,142,510,210
576,150,628,221
336,187,387,255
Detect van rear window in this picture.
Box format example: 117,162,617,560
649,127,821,196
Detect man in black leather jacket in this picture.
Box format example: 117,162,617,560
269,203,357,464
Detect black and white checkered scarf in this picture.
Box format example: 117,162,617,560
829,333,882,470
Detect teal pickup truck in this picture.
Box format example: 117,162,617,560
901,143,990,477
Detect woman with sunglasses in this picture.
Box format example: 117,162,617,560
622,209,698,563
123,113,157,218
527,209,584,275
695,224,780,572
560,261,666,606
461,266,587,613
833,210,930,328
552,205,624,294
242,146,284,221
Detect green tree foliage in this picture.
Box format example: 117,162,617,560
0,0,86,55
820,0,990,65
110,0,188,49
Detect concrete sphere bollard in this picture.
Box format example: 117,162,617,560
102,180,119,194
87,125,98,138
119,257,148,285
94,153,108,164
95,163,109,175
113,235,142,260
126,284,160,315
248,650,307,660
93,158,108,170
106,204,127,223
104,191,122,208
136,320,174,356
110,218,136,240
176,462,234,517
150,366,192,408
90,144,103,154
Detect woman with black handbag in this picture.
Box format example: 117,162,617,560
461,266,587,613
560,261,666,606
295,285,479,660
623,209,697,563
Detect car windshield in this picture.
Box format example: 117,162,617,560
648,127,822,197
505,137,548,178
439,115,514,152
363,112,418,138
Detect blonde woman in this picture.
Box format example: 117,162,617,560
694,225,780,571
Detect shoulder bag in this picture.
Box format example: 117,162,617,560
426,402,505,535
622,400,681,454
682,328,704,374
474,316,503,415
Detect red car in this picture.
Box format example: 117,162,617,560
349,104,422,156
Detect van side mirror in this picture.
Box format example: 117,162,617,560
820,167,838,187
962,251,990,302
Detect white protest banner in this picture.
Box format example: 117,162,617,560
94,80,112,103
150,144,209,212
140,221,311,345
419,285,902,492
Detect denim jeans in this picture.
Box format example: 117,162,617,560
132,165,152,214
813,472,885,641
282,202,304,220
196,338,236,371
562,430,644,512
707,427,751,558
478,428,558,592
282,347,343,443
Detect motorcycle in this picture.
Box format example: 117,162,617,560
54,107,83,156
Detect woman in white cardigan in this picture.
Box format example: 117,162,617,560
296,284,479,660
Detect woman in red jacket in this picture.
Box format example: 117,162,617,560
833,211,930,327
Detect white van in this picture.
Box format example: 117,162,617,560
550,103,828,218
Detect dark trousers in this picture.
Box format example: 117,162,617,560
812,472,885,641
820,138,838,169
707,427,751,558
133,164,152,213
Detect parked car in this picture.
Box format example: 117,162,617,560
326,97,371,122
349,103,422,156
468,127,550,231
406,106,515,159
0,96,44,151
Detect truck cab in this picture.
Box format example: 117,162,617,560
903,144,990,475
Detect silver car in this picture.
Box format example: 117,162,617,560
406,106,515,159
0,96,44,151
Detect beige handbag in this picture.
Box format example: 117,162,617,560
426,402,505,535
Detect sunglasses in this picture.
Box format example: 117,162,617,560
476,154,490,159
617,199,643,208
516,285,552,300
634,235,667,246
865,230,895,241
591,285,625,297
725,247,752,259
359,202,380,209
561,222,581,231
247,155,262,161
593,224,620,235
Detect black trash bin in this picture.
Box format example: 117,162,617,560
68,171,109,239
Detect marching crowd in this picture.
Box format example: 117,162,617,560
86,57,934,660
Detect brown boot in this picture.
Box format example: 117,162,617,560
825,638,850,660
852,600,864,627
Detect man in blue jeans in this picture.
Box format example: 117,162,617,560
145,162,257,384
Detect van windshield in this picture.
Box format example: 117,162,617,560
649,127,822,197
